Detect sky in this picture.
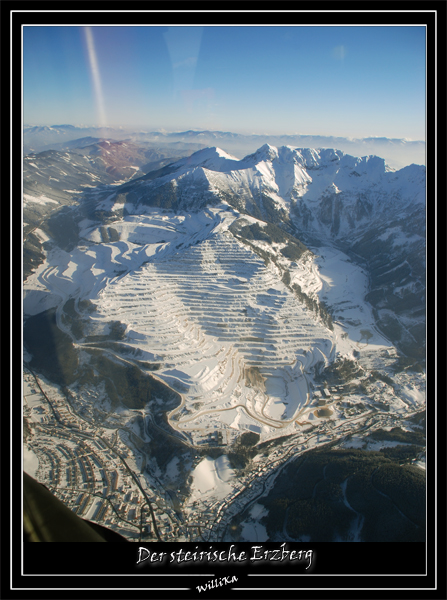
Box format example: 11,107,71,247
22,25,426,140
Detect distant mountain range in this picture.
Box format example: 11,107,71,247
23,125,425,170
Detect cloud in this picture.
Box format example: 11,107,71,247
332,45,347,60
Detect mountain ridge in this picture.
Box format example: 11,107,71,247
23,125,426,170
103,143,425,360
23,140,426,361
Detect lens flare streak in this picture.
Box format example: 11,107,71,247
84,26,107,128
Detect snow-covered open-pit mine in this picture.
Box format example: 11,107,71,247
24,191,409,455
24,202,365,447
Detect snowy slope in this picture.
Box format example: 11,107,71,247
115,144,425,229
23,143,426,437
109,144,424,358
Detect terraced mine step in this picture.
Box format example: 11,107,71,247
91,230,333,437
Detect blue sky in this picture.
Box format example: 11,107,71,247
23,25,426,140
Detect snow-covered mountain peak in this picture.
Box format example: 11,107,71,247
111,141,425,239
293,147,328,168
243,146,346,171
243,143,279,165
173,146,241,173
354,154,387,176
167,144,397,182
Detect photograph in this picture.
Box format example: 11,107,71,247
8,5,440,600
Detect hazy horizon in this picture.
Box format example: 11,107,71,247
23,122,426,144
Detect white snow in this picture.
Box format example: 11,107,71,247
23,194,59,206
189,456,236,500
23,446,39,477
290,245,392,357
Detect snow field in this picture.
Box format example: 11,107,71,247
23,193,59,206
289,244,393,357
188,455,236,502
